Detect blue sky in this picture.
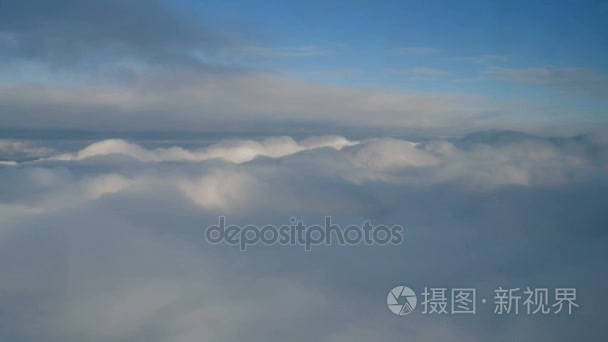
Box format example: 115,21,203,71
165,0,607,124
1,0,607,134
194,0,608,79
193,0,608,118
209,0,608,127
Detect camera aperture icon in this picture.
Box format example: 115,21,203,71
387,286,417,315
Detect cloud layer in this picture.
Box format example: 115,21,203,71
1,131,607,341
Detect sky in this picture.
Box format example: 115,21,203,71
1,0,607,135
1,1,608,341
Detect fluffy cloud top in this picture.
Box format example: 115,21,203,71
49,135,356,163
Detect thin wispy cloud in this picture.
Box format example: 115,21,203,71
385,67,452,79
238,45,335,58
0,70,485,133
485,66,608,98
286,68,362,78
451,54,509,64
393,47,442,56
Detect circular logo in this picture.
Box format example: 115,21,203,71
387,286,417,315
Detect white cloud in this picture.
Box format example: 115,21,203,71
344,138,440,170
82,174,137,199
177,170,256,211
0,131,607,341
0,132,601,218
49,135,358,163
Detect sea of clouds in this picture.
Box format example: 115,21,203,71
0,130,607,341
